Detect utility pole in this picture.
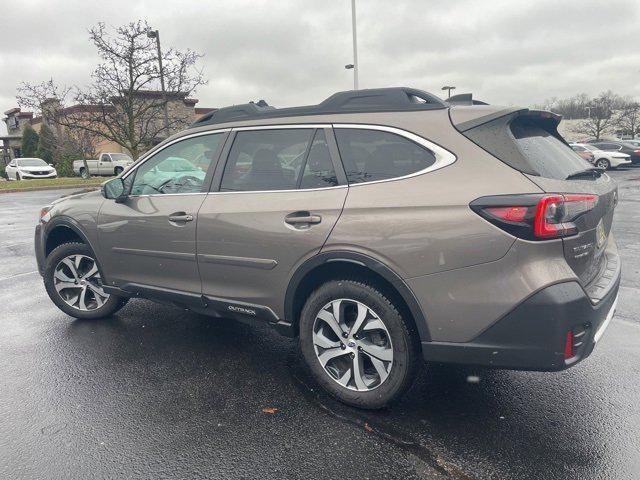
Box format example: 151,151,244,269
351,0,359,90
147,29,170,136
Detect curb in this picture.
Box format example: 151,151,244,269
0,184,102,194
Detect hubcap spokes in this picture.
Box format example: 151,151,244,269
313,298,393,392
53,254,109,311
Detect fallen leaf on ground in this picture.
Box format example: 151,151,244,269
262,407,279,414
364,422,373,432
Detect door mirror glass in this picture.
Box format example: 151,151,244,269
102,177,125,200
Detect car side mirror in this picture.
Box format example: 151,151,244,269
102,177,127,203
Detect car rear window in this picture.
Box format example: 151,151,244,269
462,114,591,180
510,119,590,179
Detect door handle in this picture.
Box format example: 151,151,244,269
168,212,194,223
285,212,322,225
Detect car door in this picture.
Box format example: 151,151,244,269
99,154,112,175
6,160,17,179
196,126,347,319
97,130,228,297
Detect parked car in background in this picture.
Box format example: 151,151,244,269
569,144,595,163
621,139,640,148
73,153,134,178
570,143,631,170
35,87,621,409
588,141,640,165
5,158,57,180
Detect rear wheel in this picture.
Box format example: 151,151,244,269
299,279,420,409
595,158,610,170
44,242,128,319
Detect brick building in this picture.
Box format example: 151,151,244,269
1,91,215,164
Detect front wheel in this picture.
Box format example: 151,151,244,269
43,242,128,319
299,279,420,409
16,172,22,181
595,158,610,170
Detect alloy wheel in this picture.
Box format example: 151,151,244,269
312,298,393,391
53,254,110,311
596,159,609,170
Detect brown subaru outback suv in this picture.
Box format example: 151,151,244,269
35,88,621,409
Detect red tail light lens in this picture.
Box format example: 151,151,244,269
484,206,529,222
471,193,598,240
534,194,597,238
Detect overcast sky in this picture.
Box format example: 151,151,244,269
2,0,639,134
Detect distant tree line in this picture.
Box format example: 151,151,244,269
535,91,640,140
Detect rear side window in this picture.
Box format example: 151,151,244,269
220,128,338,192
334,128,436,184
463,114,590,180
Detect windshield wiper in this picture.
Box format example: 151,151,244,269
565,167,603,180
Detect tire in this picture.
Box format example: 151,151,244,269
79,167,89,179
595,158,610,170
43,242,128,320
114,166,124,176
299,279,420,409
16,172,22,181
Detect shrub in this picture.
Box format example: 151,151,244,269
55,158,75,177
0,163,6,179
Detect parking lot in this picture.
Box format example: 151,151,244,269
1,169,639,479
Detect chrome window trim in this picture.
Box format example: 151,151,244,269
208,185,348,195
121,122,456,196
121,128,231,181
332,123,457,186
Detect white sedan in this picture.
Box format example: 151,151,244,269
5,158,57,180
570,143,631,170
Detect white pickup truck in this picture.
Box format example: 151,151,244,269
73,153,134,178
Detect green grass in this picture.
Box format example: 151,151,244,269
0,176,111,191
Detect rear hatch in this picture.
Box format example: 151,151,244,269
453,108,618,291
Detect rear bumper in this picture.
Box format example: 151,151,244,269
422,274,620,371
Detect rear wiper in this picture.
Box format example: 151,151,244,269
565,167,603,180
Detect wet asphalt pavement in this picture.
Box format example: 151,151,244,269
1,170,639,480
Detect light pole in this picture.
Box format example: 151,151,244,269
441,85,456,99
147,28,170,136
350,0,359,90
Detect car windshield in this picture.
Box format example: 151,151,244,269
17,158,47,167
155,157,200,172
111,153,132,161
582,144,598,152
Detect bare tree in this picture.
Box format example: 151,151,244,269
573,91,621,140
617,98,640,139
18,20,206,159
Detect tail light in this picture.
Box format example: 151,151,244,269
471,194,597,240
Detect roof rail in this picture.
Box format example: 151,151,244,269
447,93,489,106
191,87,448,127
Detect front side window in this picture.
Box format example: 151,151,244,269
130,133,223,195
334,128,436,184
220,128,337,192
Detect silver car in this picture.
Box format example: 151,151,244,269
35,88,621,409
